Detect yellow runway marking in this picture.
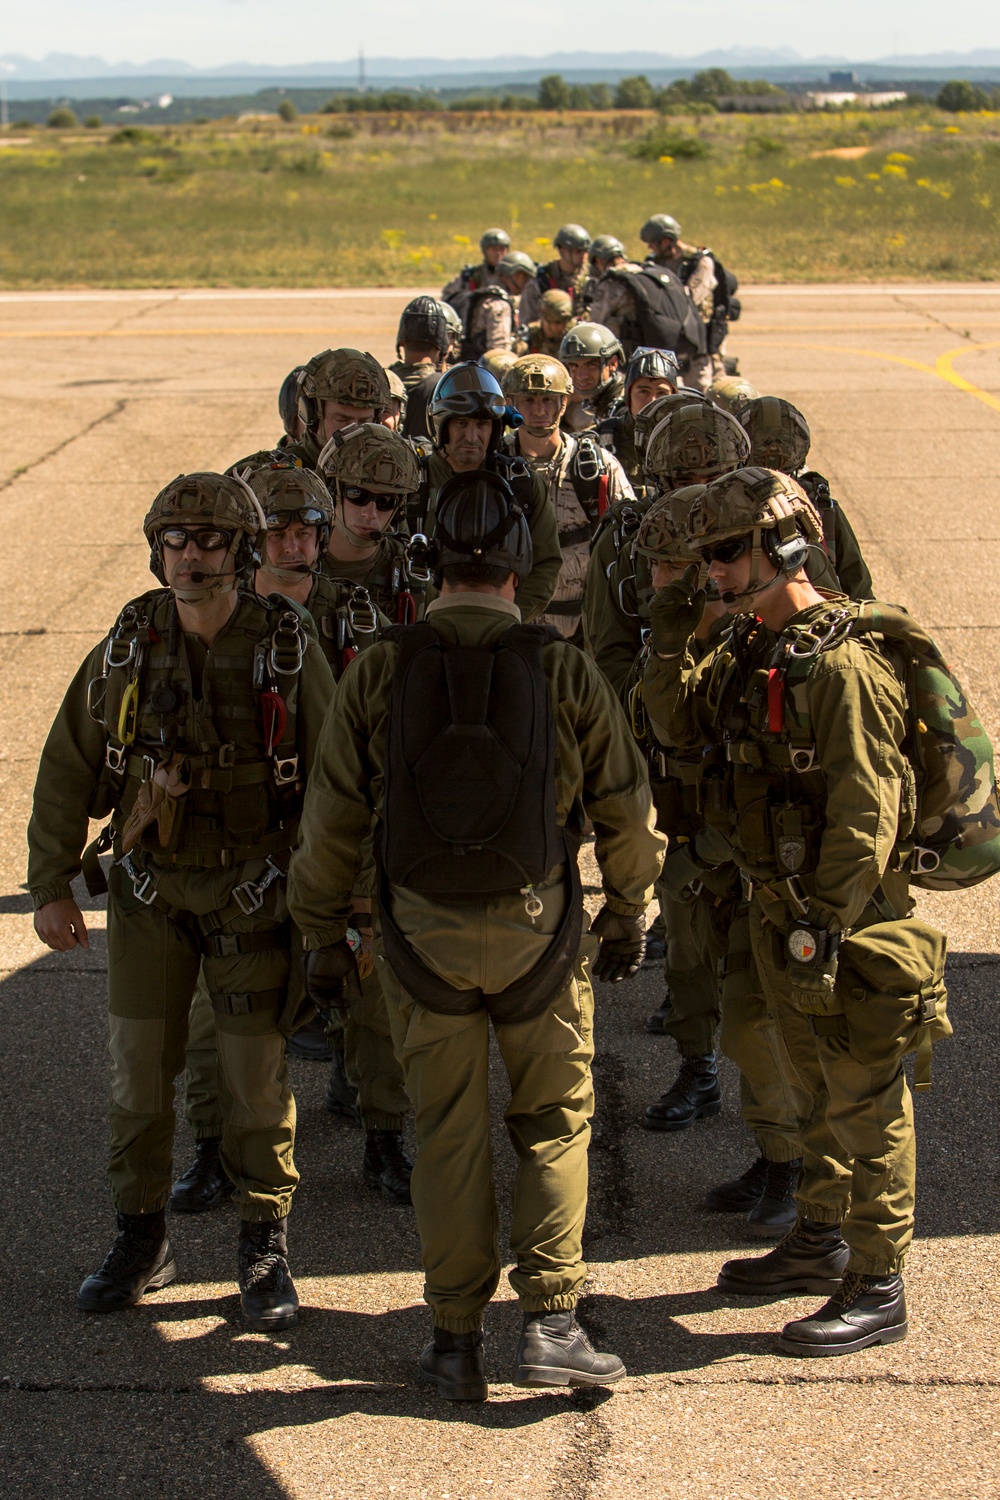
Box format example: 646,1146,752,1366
753,339,1000,417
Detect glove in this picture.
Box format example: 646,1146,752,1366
590,904,647,983
303,936,363,1016
648,563,706,658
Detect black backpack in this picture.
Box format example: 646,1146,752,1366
679,249,741,354
607,266,707,361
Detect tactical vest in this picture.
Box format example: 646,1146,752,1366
459,287,514,361
606,266,707,361
377,621,583,1021
85,588,308,873
313,535,427,679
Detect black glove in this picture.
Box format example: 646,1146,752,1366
648,563,706,658
590,904,647,983
303,936,363,1016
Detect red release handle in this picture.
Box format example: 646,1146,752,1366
767,668,785,734
261,690,286,755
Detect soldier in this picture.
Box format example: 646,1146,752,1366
516,288,577,357
233,348,391,474
709,373,759,418
557,322,625,433
500,354,635,640
277,365,307,446
458,252,536,361
28,474,334,1326
518,223,592,326
579,235,633,313
740,395,874,602
287,472,664,1399
410,361,562,624
389,296,455,442
478,349,520,387
593,346,682,495
441,227,511,302
382,368,407,431
640,214,739,387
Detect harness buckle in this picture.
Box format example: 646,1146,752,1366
786,608,853,660
573,435,602,483
268,612,306,677
231,856,285,916
783,875,810,916
789,746,817,773
406,533,432,583
105,744,127,775
218,742,236,768
912,846,942,875
120,853,159,906
273,754,300,786
347,586,378,637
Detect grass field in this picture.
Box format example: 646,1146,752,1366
2,106,1000,287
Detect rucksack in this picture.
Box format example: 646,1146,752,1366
779,601,1000,891
458,287,514,361
605,266,706,361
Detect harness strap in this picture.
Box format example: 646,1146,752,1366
209,987,287,1016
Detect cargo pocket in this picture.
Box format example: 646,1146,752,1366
836,918,951,1087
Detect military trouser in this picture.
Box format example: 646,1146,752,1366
749,898,916,1275
379,942,597,1334
655,882,720,1057
106,861,298,1222
324,965,410,1131
184,973,224,1140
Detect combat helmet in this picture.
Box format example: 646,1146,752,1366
709,374,760,417
644,403,751,485
634,486,706,566
686,467,824,609
538,289,575,324
503,355,573,435
278,365,306,439
480,227,511,253
496,251,537,283
741,396,811,474
318,422,420,497
589,234,626,268
396,296,452,356
248,461,334,546
427,361,514,449
143,472,265,601
384,367,408,420
633,389,713,460
299,348,391,432
553,223,591,251
479,349,520,384
558,322,623,365
432,469,532,583
640,214,682,246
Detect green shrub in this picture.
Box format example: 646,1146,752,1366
615,75,655,110
47,108,77,129
937,80,989,112
84,115,103,129
538,74,569,110
110,126,158,145
278,100,298,122
631,128,710,161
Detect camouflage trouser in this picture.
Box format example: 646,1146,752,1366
326,965,410,1131
378,940,597,1333
106,862,298,1222
749,897,916,1275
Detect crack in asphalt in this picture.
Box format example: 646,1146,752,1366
891,292,975,342
0,400,127,494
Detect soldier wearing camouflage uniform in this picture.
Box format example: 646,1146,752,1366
233,348,392,475
518,224,592,326
594,346,682,495
579,235,635,315
641,214,720,390
459,252,536,361
709,373,760,418
644,467,933,1355
557,322,625,434
516,289,577,358
500,354,635,640
28,474,335,1328
441,227,511,302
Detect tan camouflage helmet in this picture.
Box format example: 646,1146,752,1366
633,389,714,459
299,348,391,420
634,485,706,565
708,374,760,416
644,403,751,484
686,467,824,608
246,463,334,529
502,354,574,399
143,472,266,595
741,395,811,474
384,366,409,411
317,421,420,496
479,349,520,384
539,289,575,324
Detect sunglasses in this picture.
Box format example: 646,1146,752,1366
341,487,398,513
160,527,233,552
698,536,751,566
265,506,326,531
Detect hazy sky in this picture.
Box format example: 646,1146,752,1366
4,0,997,67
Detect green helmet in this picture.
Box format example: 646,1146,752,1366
553,223,591,251
640,214,681,245
317,421,420,497
496,251,536,280
633,390,713,459
741,396,811,474
634,486,706,564
480,227,511,252
644,403,751,484
558,321,623,364
589,233,626,267
686,467,824,610
300,348,391,426
709,373,760,416
143,472,265,595
502,354,574,399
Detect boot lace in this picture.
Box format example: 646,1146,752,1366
832,1270,865,1308
239,1229,287,1291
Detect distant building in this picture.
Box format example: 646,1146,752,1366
805,90,907,110
829,70,858,86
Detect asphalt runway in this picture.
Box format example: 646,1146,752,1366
2,284,999,1498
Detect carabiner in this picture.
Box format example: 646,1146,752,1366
117,678,140,747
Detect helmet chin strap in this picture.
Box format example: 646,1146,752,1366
522,420,560,438
719,530,784,612
260,561,317,588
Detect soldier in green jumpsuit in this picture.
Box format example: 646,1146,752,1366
644,465,936,1356
232,347,393,475
28,474,334,1328
288,472,664,1400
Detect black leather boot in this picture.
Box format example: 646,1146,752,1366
169,1136,235,1213
363,1129,413,1205
237,1219,299,1331
745,1158,801,1239
513,1311,625,1388
705,1153,770,1212
643,922,666,968
286,1016,333,1063
718,1218,850,1297
644,1054,721,1130
644,986,672,1031
77,1211,177,1313
779,1272,907,1357
324,1046,361,1125
418,1328,488,1401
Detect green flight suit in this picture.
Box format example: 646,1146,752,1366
287,592,663,1330
27,590,335,1220
645,596,919,1273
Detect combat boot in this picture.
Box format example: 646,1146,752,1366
705,1153,770,1212
237,1218,298,1331
286,1016,333,1063
77,1211,177,1313
642,918,666,968
513,1311,625,1388
643,1054,721,1131
418,1328,488,1401
169,1136,235,1213
718,1218,849,1297
324,1045,361,1125
745,1158,801,1239
778,1272,907,1357
363,1129,413,1205
644,986,672,1031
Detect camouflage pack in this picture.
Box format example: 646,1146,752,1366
781,601,1000,891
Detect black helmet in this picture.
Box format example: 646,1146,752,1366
427,361,521,449
396,295,451,356
624,345,680,402
640,213,681,245
553,223,591,251
480,227,511,252
278,365,306,438
432,469,532,582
